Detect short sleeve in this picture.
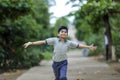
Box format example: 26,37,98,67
69,41,79,48
45,37,56,45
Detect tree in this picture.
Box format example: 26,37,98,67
68,0,120,60
0,0,32,70
0,0,52,70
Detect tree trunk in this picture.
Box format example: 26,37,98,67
103,14,112,61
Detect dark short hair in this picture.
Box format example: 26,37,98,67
58,26,68,33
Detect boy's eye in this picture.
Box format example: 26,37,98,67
60,29,67,33
62,31,66,33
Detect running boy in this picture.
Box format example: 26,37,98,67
23,26,96,80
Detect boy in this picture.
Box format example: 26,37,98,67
23,26,96,80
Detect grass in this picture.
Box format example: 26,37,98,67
42,51,52,60
30,48,53,60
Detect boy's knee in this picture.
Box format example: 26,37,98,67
60,77,67,80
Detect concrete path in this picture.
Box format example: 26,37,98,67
16,50,120,80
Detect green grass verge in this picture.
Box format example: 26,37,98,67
42,52,52,60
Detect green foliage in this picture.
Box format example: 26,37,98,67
21,49,44,68
110,14,120,59
42,51,52,60
31,0,50,29
69,0,120,57
86,34,105,56
0,0,33,70
74,0,120,27
0,0,53,70
0,0,32,21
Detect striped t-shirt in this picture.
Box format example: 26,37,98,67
45,37,79,62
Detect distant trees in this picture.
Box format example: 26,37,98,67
53,17,69,36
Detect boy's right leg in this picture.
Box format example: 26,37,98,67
52,60,68,80
52,62,60,80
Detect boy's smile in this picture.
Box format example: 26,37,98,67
58,29,68,39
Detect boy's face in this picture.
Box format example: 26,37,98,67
58,29,68,39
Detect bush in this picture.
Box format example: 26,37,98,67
85,34,105,56
21,49,44,68
42,51,52,60
0,0,51,71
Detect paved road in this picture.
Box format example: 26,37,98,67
16,49,120,80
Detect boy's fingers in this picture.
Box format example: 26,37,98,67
90,46,97,50
93,46,97,50
23,43,28,48
90,44,94,46
25,46,27,48
25,44,29,48
25,45,28,48
95,46,97,49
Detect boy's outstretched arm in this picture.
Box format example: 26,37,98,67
78,44,97,51
23,40,46,48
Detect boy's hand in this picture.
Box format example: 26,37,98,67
23,42,32,48
88,44,97,51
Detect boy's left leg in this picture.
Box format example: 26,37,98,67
59,60,68,80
